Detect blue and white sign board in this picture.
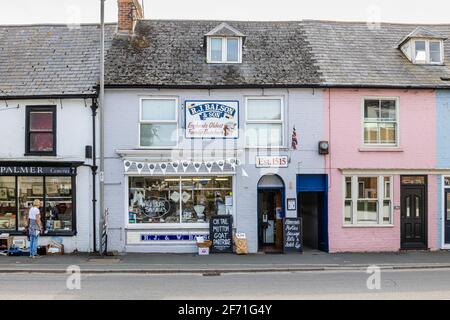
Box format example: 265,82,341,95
140,234,210,241
185,100,239,139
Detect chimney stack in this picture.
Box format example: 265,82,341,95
118,0,144,35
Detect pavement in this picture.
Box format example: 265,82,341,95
2,250,450,273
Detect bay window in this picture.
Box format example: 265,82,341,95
363,98,398,146
245,98,284,148
140,98,178,148
128,176,233,225
344,175,392,226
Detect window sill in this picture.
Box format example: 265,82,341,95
358,147,403,152
343,224,394,228
0,231,76,237
24,153,57,157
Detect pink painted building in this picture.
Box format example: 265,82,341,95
302,21,450,252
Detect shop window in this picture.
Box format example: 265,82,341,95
0,177,17,230
245,98,284,148
0,175,75,234
26,106,56,155
128,176,233,224
363,98,398,146
139,98,178,148
344,176,392,226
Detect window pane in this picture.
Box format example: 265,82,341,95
30,112,53,131
247,99,282,121
383,200,392,224
140,124,177,147
181,177,232,223
345,177,352,198
18,177,43,231
246,123,282,147
45,177,73,232
227,38,239,62
430,41,441,63
379,123,396,144
415,41,426,61
380,100,396,120
0,177,16,230
357,200,378,223
364,100,380,119
384,177,391,199
129,177,180,224
364,123,378,144
141,99,176,121
358,177,377,199
211,38,222,61
30,133,54,152
344,200,352,223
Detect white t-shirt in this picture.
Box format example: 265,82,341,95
29,207,40,220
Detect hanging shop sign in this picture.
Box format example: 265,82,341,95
255,156,289,168
141,197,171,218
185,100,239,139
0,165,76,176
209,215,233,253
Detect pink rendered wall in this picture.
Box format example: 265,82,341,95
324,89,437,252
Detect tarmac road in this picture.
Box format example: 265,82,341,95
1,268,450,300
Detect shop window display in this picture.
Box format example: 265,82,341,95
129,176,233,224
0,177,17,230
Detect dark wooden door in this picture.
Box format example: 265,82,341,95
401,185,427,249
445,190,450,244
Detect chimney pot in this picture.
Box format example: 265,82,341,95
118,0,144,35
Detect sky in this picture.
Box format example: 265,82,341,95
0,0,449,25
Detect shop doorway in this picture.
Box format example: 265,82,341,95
445,190,450,245
401,176,427,250
297,175,328,252
257,175,285,253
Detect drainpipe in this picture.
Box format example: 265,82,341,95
99,0,106,256
90,98,98,253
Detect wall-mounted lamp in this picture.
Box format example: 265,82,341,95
318,141,329,155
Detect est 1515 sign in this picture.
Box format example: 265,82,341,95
185,100,239,139
255,156,289,168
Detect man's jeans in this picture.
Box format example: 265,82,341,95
29,234,39,256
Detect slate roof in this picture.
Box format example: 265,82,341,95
104,20,323,87
301,20,450,88
0,23,116,98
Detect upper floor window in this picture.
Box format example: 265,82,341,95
205,22,245,64
363,98,399,147
414,40,443,64
139,98,178,148
25,106,56,156
245,97,284,148
207,37,242,63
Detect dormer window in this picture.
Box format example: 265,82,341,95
205,23,245,64
398,27,446,65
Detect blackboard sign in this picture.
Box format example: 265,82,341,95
283,218,302,253
209,215,233,253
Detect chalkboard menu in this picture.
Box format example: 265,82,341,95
209,215,233,253
283,218,302,253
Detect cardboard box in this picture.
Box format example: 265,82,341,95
198,247,210,255
46,244,64,255
0,236,12,251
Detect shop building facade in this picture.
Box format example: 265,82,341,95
103,7,329,253
0,24,115,252
303,21,450,252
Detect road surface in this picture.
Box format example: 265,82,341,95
1,269,450,300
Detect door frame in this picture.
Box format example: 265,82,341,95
400,175,428,250
441,176,450,249
257,187,285,250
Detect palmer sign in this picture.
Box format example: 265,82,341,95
185,100,239,139
0,165,75,176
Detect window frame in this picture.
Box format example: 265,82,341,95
125,175,235,229
413,39,444,65
0,174,76,236
343,175,394,227
138,97,179,149
361,97,400,148
25,105,57,156
245,96,285,149
207,36,242,64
